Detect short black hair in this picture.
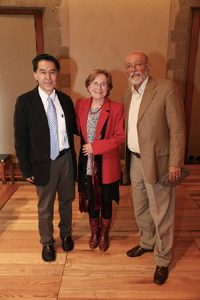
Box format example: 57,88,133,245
32,54,60,73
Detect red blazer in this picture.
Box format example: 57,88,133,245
75,96,125,184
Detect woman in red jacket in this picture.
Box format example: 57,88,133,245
75,69,125,252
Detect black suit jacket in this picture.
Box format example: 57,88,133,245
14,86,77,186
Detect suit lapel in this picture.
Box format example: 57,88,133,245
138,77,157,122
94,96,110,141
31,87,49,131
80,97,92,143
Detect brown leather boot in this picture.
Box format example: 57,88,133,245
99,217,111,252
89,217,99,249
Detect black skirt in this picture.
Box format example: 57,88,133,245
87,175,119,204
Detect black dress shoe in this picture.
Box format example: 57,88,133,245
154,266,168,285
61,236,74,252
126,245,154,257
42,245,55,262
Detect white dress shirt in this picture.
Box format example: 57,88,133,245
38,87,69,151
128,77,149,153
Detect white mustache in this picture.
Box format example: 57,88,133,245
130,72,141,78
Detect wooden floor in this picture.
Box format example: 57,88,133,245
0,165,200,300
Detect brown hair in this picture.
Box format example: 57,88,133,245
85,69,113,95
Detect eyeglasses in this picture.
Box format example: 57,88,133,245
125,62,148,71
91,81,108,88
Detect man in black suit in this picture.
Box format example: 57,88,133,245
14,54,77,262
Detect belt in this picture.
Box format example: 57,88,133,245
132,152,141,159
56,148,69,160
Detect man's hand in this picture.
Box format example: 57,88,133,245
26,176,34,183
168,166,181,182
82,143,93,156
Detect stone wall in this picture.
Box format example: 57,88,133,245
167,0,200,100
0,0,70,93
1,0,200,101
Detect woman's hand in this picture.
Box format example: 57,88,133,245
82,143,93,156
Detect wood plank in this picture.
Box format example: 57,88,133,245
190,231,200,248
0,184,18,209
58,291,200,300
0,277,61,299
0,165,199,299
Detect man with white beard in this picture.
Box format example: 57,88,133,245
122,51,186,285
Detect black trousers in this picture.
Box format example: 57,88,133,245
36,150,75,245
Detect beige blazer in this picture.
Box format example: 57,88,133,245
122,76,186,185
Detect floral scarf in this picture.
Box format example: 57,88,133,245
78,121,107,213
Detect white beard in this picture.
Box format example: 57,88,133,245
129,75,143,85
129,70,148,86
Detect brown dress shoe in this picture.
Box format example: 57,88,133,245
126,245,153,257
154,266,168,285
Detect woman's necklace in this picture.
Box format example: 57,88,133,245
89,105,102,114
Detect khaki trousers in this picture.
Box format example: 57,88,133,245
130,153,176,267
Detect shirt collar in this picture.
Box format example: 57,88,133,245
131,76,149,95
38,86,56,102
